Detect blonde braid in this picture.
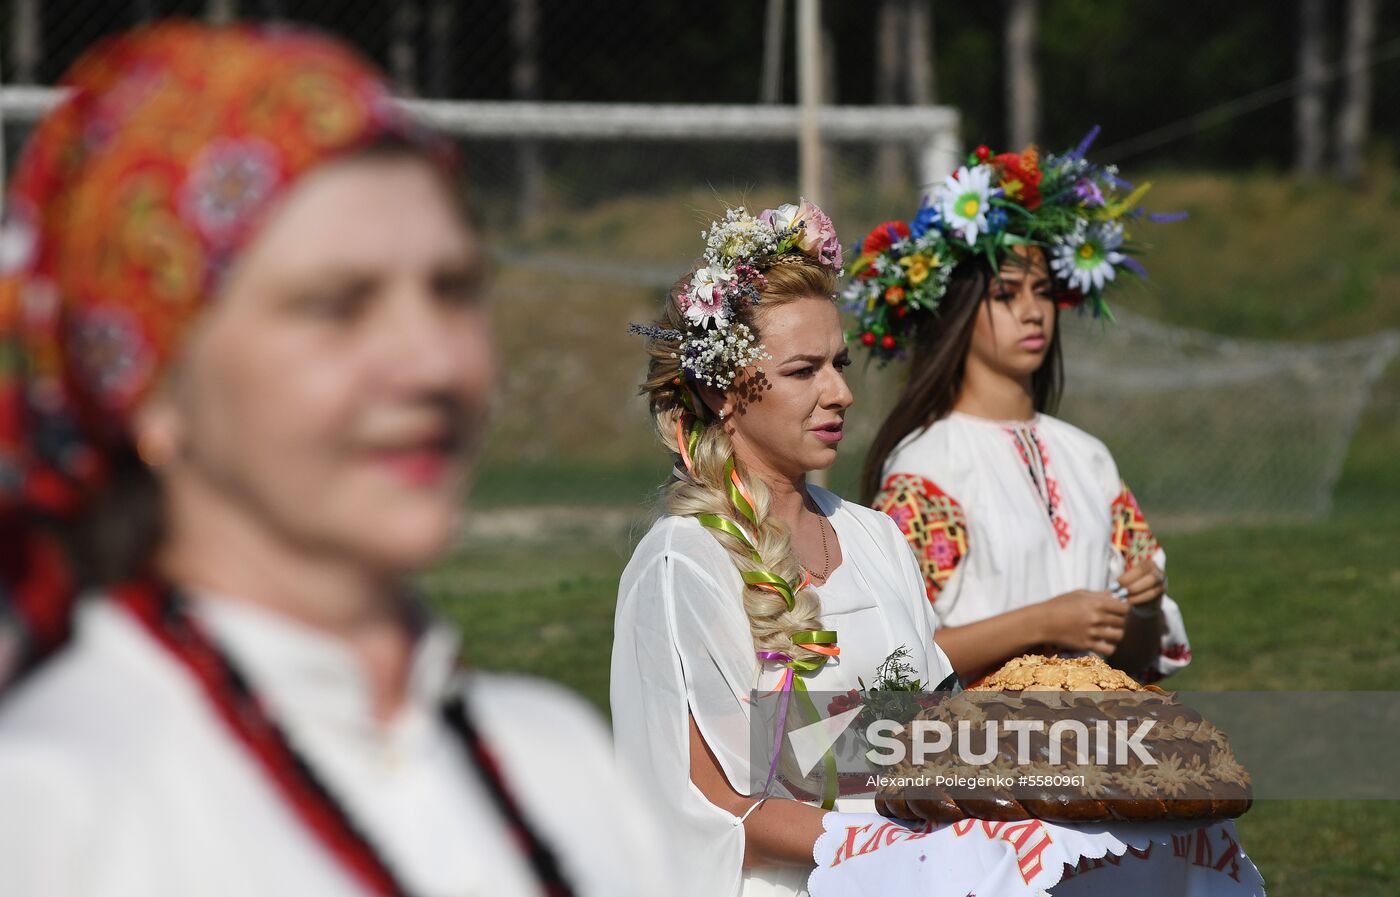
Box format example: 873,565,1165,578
658,406,829,666
637,262,837,668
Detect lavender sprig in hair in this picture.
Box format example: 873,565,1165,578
627,322,684,342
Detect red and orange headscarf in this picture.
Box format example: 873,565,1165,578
0,21,453,687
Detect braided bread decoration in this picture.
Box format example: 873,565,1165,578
875,655,1252,823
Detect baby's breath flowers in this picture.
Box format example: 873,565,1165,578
703,206,778,266
678,324,769,390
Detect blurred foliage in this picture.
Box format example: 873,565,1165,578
11,1,1400,173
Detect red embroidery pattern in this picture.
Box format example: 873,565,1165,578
1047,477,1070,548
1139,643,1192,684
873,473,968,604
1109,483,1191,683
1006,427,1071,549
1109,481,1160,565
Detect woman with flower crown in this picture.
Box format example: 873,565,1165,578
0,22,662,897
613,199,957,897
848,130,1191,686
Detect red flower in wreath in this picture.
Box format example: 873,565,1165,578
859,220,910,256
993,147,1043,211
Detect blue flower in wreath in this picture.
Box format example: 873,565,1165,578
910,202,941,238
986,207,1010,235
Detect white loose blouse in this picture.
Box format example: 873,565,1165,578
611,485,956,897
874,411,1191,682
0,594,666,897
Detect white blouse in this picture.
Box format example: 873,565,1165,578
611,485,956,897
874,411,1191,682
0,594,665,897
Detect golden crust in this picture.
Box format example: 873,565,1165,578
970,654,1143,692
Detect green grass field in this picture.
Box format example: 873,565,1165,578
425,169,1400,895
431,386,1399,896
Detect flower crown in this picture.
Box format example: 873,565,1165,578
630,198,843,391
843,127,1184,361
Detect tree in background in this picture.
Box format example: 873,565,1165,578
8,0,41,84
6,0,1398,181
1295,0,1327,175
389,0,419,95
1004,0,1039,148
206,0,236,26
427,0,455,100
1335,0,1377,181
874,0,936,191
512,0,544,226
761,0,787,104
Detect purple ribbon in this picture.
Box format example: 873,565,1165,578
756,650,795,794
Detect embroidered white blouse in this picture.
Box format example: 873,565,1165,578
611,485,956,897
0,594,665,897
873,411,1191,682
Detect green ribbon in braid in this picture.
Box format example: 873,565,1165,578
686,447,841,809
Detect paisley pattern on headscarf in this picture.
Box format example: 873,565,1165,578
0,20,453,687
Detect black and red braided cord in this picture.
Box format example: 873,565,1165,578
113,580,577,897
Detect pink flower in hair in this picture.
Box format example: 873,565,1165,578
681,263,735,328
762,198,842,270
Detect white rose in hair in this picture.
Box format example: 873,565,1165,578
762,203,799,234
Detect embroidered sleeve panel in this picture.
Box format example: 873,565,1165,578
1110,481,1160,566
872,473,968,605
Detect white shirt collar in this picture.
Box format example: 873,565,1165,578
187,591,462,737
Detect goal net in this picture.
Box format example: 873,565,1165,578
1057,309,1397,527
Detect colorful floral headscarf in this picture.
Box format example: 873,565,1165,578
0,20,453,687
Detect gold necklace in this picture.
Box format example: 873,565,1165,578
810,513,832,582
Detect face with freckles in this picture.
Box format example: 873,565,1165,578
143,154,494,574
966,244,1058,386
715,296,853,481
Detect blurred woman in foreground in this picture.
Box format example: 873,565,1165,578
0,22,659,897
